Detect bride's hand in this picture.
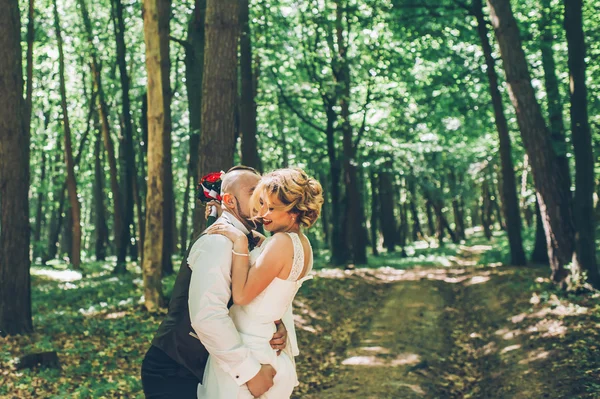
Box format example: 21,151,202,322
205,222,247,245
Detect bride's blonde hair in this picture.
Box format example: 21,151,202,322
249,168,324,228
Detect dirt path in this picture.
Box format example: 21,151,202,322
304,254,594,398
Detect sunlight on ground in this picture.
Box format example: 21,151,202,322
31,268,82,282
341,353,421,367
501,344,522,354
518,349,551,365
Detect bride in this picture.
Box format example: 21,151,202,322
198,167,323,399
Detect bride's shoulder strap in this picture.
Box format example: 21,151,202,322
285,232,305,282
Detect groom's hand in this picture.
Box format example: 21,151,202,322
270,320,287,355
247,364,276,397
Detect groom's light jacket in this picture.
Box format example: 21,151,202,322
152,212,297,384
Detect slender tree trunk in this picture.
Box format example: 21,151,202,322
539,0,570,196
53,0,81,269
137,93,148,261
186,0,206,239
531,199,549,264
520,154,534,227
325,105,346,265
196,0,239,233
160,0,175,276
426,199,435,237
142,0,169,311
398,185,408,257
78,0,125,271
319,172,331,247
94,126,108,261
33,110,51,259
370,171,379,256
336,1,366,265
564,0,599,287
0,0,32,334
239,0,261,171
487,0,575,283
473,0,525,264
482,180,493,240
25,0,34,134
379,168,396,252
111,0,136,262
407,177,423,241
277,93,290,168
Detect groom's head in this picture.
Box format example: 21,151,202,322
221,165,261,229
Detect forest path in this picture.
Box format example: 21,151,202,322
304,245,586,398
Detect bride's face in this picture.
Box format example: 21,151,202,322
258,194,297,233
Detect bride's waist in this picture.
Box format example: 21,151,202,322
230,306,276,339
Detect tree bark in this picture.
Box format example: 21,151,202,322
53,0,82,269
482,179,493,240
239,0,261,171
407,177,423,241
185,0,205,245
520,154,534,227
425,198,435,237
379,168,396,252
336,1,367,265
473,0,525,264
539,0,570,196
111,0,136,262
159,0,175,276
77,0,126,271
142,0,170,311
487,0,575,283
370,171,379,256
94,125,108,261
25,0,34,135
564,0,599,287
531,199,549,264
196,0,240,235
0,0,33,335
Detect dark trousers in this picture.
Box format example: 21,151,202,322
141,345,200,399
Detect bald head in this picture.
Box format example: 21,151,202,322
221,168,261,198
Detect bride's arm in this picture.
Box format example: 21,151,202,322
204,224,292,305
231,234,291,305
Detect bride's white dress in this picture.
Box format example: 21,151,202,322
197,232,313,399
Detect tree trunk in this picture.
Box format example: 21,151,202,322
239,0,261,171
407,177,423,241
159,0,175,276
53,0,81,269
196,0,240,235
319,172,331,247
186,0,205,243
0,0,32,334
564,0,599,287
336,1,366,265
425,198,435,237
379,169,396,252
78,0,126,271
487,0,575,283
520,154,534,227
539,0,570,196
94,129,108,261
142,0,170,311
137,93,149,262
531,199,549,264
370,171,379,256
111,0,136,262
474,0,525,264
25,0,34,135
482,180,493,240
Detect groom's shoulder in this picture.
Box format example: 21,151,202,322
190,233,232,252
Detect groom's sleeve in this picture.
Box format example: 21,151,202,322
188,236,261,385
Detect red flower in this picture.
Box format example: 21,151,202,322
203,171,223,184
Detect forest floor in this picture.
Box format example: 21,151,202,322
1,231,599,398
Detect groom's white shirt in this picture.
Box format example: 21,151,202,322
188,211,261,385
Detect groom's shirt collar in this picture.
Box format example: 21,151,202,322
219,211,250,235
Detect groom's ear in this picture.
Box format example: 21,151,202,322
221,192,236,209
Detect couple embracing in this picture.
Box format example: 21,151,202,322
141,166,324,398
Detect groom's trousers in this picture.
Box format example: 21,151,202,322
141,345,200,398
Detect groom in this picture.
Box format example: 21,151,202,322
141,166,288,398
